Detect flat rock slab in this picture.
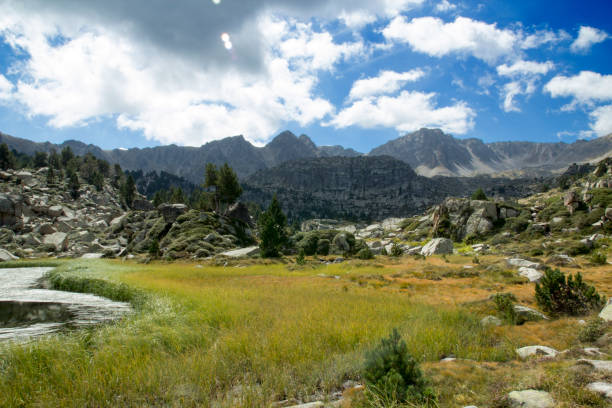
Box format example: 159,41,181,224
508,390,554,408
507,258,542,270
220,246,260,258
577,359,612,373
421,238,453,256
518,267,543,282
600,299,612,322
516,346,559,359
81,253,104,259
0,248,18,261
586,382,612,399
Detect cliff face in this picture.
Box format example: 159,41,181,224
243,156,540,221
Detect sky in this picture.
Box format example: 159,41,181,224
0,0,611,153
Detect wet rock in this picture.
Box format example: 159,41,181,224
507,390,554,408
516,345,559,359
421,238,453,256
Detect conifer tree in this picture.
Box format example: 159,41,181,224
217,163,242,210
120,174,136,208
258,194,288,257
0,143,16,170
67,169,80,199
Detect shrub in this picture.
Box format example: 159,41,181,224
363,329,435,404
535,268,605,316
471,188,488,200
357,247,374,260
380,246,388,256
296,248,306,265
148,238,160,258
492,293,518,325
578,317,609,343
590,251,607,265
390,243,403,257
316,238,330,256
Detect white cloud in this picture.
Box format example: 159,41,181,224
328,90,475,134
570,26,609,53
339,10,376,29
501,80,536,112
521,29,570,49
0,74,14,100
545,71,612,104
590,105,612,136
382,16,517,64
348,69,425,101
496,60,554,77
381,0,425,16
0,9,367,146
435,0,456,12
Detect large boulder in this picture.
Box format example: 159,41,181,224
0,193,19,227
518,267,543,282
0,248,18,261
514,305,548,323
586,382,612,399
465,212,494,237
132,199,154,211
47,205,64,218
421,238,453,256
220,246,260,258
226,202,253,226
158,204,187,223
42,232,68,252
506,258,542,270
516,345,558,359
508,390,554,408
563,191,581,215
600,299,612,322
332,233,351,254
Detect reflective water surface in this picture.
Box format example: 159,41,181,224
0,267,131,341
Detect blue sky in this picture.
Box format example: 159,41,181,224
0,0,610,153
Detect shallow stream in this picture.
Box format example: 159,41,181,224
0,267,131,341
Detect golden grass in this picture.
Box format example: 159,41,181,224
0,255,610,407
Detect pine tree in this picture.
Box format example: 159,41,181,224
471,188,487,200
61,146,75,167
0,143,16,170
204,163,219,211
67,169,80,199
152,191,164,207
217,163,242,210
46,166,55,186
48,149,62,170
120,174,136,208
258,194,288,257
91,171,104,191
33,151,48,168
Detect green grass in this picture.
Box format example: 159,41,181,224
0,259,517,407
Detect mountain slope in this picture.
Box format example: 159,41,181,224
369,128,612,177
243,155,540,221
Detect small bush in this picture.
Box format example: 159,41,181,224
316,239,330,256
296,248,306,265
590,251,607,265
357,247,374,260
492,292,518,324
535,268,605,316
578,317,609,343
363,329,435,405
471,188,488,200
390,243,403,257
380,246,388,256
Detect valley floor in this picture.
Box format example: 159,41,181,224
0,255,610,407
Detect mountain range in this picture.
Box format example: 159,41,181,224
1,128,612,184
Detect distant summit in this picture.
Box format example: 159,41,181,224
1,128,612,183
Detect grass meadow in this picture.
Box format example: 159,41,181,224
0,256,608,407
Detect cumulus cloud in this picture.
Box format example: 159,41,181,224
435,0,456,12
348,69,425,101
570,26,609,53
496,60,554,112
339,10,376,29
0,74,13,100
545,71,612,104
496,60,554,77
0,4,371,146
382,16,518,64
590,105,612,136
328,91,475,135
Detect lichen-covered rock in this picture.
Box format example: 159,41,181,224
421,238,453,256
516,345,558,359
508,390,554,408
